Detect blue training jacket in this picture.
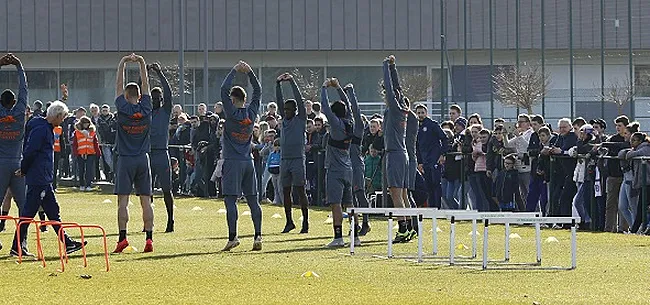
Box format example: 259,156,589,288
21,117,54,186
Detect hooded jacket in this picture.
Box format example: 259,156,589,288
21,117,55,185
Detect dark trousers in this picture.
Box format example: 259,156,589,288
13,184,71,250
550,174,576,217
422,163,442,208
61,150,71,177
526,175,548,213
76,155,97,188
53,152,60,190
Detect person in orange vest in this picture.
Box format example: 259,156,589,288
53,124,63,190
71,116,101,191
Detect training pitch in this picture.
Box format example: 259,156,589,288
0,189,649,304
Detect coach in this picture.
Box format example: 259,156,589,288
415,104,448,209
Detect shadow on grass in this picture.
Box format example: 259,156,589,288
184,232,283,242
115,251,220,262
266,236,331,243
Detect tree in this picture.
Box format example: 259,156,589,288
291,68,323,102
377,69,432,103
597,77,634,115
492,64,549,114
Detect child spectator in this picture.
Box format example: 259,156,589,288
471,128,497,211
364,145,383,193
171,157,180,196
267,139,283,205
71,116,101,191
495,154,519,211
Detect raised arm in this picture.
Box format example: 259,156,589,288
332,78,352,121
115,55,130,97
10,54,27,113
220,66,237,115
320,82,335,123
275,77,285,116
344,84,363,137
240,61,261,116
382,58,398,109
388,56,402,95
150,63,173,113
289,77,306,119
135,55,150,95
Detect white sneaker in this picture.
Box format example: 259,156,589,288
326,238,345,248
252,236,262,251
221,239,240,252
79,186,86,191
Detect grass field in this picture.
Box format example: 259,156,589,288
1,189,649,304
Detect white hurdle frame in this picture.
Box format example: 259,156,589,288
481,217,580,270
347,208,539,264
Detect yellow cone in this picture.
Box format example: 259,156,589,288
456,243,469,250
301,271,320,278
123,246,138,253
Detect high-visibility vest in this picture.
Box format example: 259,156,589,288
53,126,62,152
75,129,96,155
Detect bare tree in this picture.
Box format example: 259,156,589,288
148,64,193,98
597,77,634,115
377,70,432,103
492,64,549,114
291,68,322,102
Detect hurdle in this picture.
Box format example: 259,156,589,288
15,219,79,264
57,224,110,272
480,216,580,270
348,207,437,256
347,207,539,263
443,212,541,266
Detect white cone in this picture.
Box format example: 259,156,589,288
324,217,333,224
192,206,203,211
271,213,282,219
545,236,559,243
509,233,522,239
217,208,227,214
242,211,251,216
102,199,112,204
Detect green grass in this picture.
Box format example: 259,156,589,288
1,189,649,304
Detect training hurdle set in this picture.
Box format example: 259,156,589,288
0,215,110,272
346,208,580,270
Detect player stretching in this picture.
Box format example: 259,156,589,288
219,61,263,251
276,72,310,234
147,63,175,233
321,78,360,247
113,54,155,253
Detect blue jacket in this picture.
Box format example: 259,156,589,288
21,117,54,186
416,117,448,165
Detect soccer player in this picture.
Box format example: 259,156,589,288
12,100,85,256
219,61,263,252
147,62,175,232
342,83,372,236
275,72,310,234
321,77,359,248
0,53,27,245
382,55,411,243
112,53,155,253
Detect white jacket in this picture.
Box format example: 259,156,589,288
505,127,533,173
